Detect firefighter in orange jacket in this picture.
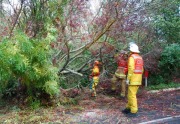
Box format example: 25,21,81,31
111,50,128,98
122,43,144,117
90,60,100,97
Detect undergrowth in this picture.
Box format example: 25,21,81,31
146,82,180,90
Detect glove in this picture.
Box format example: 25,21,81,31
126,79,129,85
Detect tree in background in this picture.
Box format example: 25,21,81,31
144,0,180,84
149,0,180,43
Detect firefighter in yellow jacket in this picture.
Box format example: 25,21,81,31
122,43,144,117
90,60,100,97
111,50,128,98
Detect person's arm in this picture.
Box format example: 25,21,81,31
127,57,135,81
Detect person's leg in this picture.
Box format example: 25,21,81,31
126,85,139,113
111,75,117,91
124,86,131,111
122,85,131,114
120,79,126,97
92,77,99,97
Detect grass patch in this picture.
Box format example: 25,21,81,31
146,82,180,90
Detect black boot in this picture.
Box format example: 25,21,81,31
122,108,130,114
126,112,137,118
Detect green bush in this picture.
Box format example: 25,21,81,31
149,75,165,85
0,31,59,98
25,96,41,109
159,43,180,79
148,43,180,86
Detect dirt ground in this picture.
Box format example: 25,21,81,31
0,87,179,124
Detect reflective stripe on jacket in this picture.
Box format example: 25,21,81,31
127,53,144,85
131,54,143,74
115,68,126,79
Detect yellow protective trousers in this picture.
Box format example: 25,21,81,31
111,75,126,97
92,76,99,96
126,85,139,113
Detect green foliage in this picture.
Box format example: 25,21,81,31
149,44,180,85
59,74,89,89
3,79,19,97
159,43,180,78
59,75,68,89
79,76,90,87
146,82,180,90
149,75,165,85
26,96,41,109
0,31,59,98
44,81,59,96
48,0,69,17
153,0,180,43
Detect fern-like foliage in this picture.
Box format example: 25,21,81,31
0,31,59,98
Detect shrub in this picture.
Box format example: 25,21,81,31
0,31,59,99
148,75,165,85
158,43,180,81
159,44,180,77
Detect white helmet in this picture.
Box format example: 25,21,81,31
129,43,140,53
129,42,135,46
